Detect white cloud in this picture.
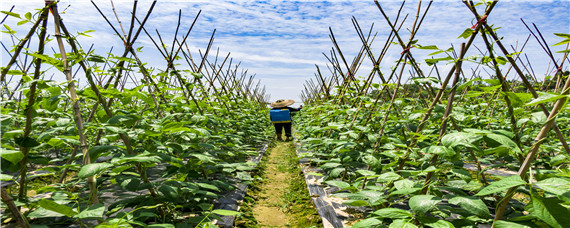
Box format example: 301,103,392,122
2,0,569,102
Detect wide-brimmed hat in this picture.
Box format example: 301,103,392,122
270,99,295,108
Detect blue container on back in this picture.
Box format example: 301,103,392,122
270,109,292,123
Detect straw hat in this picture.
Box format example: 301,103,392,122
270,99,295,108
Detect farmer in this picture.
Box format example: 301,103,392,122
269,99,300,141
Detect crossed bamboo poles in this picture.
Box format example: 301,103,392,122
0,0,269,226
301,0,569,225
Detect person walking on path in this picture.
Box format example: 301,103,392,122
269,99,300,141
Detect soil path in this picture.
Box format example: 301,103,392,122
252,142,291,227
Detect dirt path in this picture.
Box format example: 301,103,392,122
251,142,291,227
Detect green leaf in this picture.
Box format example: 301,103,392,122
1,11,20,19
77,163,114,178
74,204,105,219
351,218,382,228
535,177,570,196
389,219,418,228
409,195,441,216
417,45,439,50
17,20,29,26
526,92,567,106
88,145,121,161
158,185,178,201
418,217,455,228
15,136,40,148
394,179,414,190
1,148,24,164
495,56,507,65
484,133,521,154
212,209,240,216
321,162,342,169
451,168,472,183
0,173,14,181
554,33,570,39
116,155,161,164
475,175,526,196
530,193,570,228
458,28,473,39
377,172,401,183
427,146,456,160
38,199,77,217
148,224,175,228
372,208,413,219
493,220,531,228
441,132,481,150
448,196,490,218
553,39,570,46
27,208,66,218
325,180,350,189
197,183,220,192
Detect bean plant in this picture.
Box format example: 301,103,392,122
296,1,570,227
1,2,272,227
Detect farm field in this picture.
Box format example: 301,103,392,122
1,1,569,228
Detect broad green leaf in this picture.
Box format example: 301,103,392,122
38,199,77,217
211,209,240,216
493,220,531,228
484,133,521,154
451,168,472,183
417,217,455,228
389,219,418,228
197,183,220,192
427,146,456,160
394,179,414,190
377,172,401,183
495,56,507,65
116,155,160,164
158,185,178,201
475,175,526,196
0,173,14,181
77,163,114,178
535,177,570,196
526,92,567,106
409,195,441,216
390,187,421,196
448,196,490,218
148,225,175,228
530,193,570,228
458,28,473,39
344,200,369,207
2,129,23,138
351,218,382,228
441,132,481,150
1,11,20,19
356,169,376,176
325,180,350,189
1,148,24,164
417,45,439,50
74,204,105,219
15,136,40,148
321,162,342,169
27,208,67,218
88,145,121,161
372,208,413,219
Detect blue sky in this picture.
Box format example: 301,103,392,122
2,0,569,104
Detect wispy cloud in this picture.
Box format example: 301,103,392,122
2,0,569,103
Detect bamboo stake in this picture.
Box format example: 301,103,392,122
49,1,98,204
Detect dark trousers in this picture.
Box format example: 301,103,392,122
273,123,292,137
